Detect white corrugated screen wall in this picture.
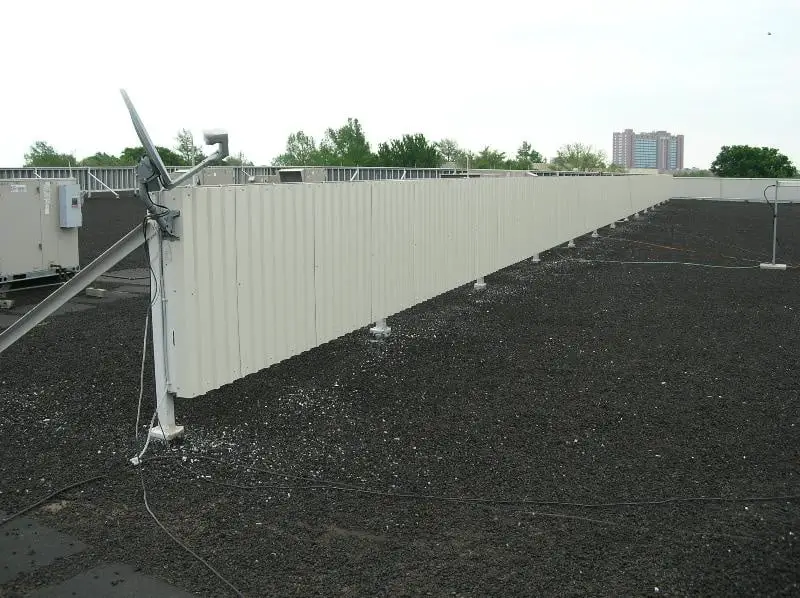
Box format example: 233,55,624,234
670,177,800,202
159,175,671,398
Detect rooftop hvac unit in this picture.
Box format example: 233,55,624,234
278,168,305,183
0,179,81,290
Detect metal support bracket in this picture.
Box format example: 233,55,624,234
370,318,391,338
146,221,184,440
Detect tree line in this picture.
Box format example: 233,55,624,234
23,118,616,173
271,117,619,172
23,129,252,169
21,118,799,179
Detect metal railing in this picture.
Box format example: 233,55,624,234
0,165,641,193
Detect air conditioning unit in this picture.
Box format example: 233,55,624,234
0,179,81,290
277,168,305,183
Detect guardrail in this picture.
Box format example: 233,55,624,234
0,165,644,193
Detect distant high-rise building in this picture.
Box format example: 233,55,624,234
612,129,684,171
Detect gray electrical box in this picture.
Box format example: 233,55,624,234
0,179,80,289
58,182,83,228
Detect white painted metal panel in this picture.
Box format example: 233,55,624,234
161,186,241,399
720,178,774,200
602,176,632,223
672,177,800,202
671,177,721,199
313,182,372,346
162,174,669,399
629,175,653,212
235,184,316,378
557,177,584,242
575,176,604,233
414,179,475,300
496,178,533,269
370,180,417,320
475,177,500,276
529,177,562,253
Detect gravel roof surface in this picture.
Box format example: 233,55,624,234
1,198,798,597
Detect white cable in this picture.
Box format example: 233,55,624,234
135,311,150,440
131,410,157,466
130,310,155,466
575,258,760,270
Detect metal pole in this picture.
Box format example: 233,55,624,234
88,170,120,198
772,186,778,265
146,221,183,441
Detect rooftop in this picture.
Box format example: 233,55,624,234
1,197,798,597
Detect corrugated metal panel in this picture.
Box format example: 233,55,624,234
671,177,721,199
529,177,561,253
671,177,800,202
718,177,796,201
161,175,669,398
235,184,316,378
313,182,372,346
557,176,583,242
162,186,241,399
495,177,533,270
475,177,500,276
370,180,417,319
607,175,633,220
413,179,475,300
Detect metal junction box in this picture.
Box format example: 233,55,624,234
0,179,81,288
58,182,82,228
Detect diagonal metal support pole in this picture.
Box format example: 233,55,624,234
0,224,152,355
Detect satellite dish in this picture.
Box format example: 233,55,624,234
120,88,229,198
120,89,172,188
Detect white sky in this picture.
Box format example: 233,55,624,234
1,0,797,168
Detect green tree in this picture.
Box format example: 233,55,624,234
376,133,442,168
119,146,185,166
23,141,76,167
605,162,627,173
673,168,713,177
511,141,544,170
319,118,374,166
710,145,797,178
223,152,254,166
471,146,508,169
436,139,463,164
79,152,122,167
175,129,206,166
551,143,607,171
273,131,321,166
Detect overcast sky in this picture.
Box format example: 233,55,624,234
1,0,797,169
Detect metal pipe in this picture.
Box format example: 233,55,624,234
88,170,120,198
772,186,779,264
